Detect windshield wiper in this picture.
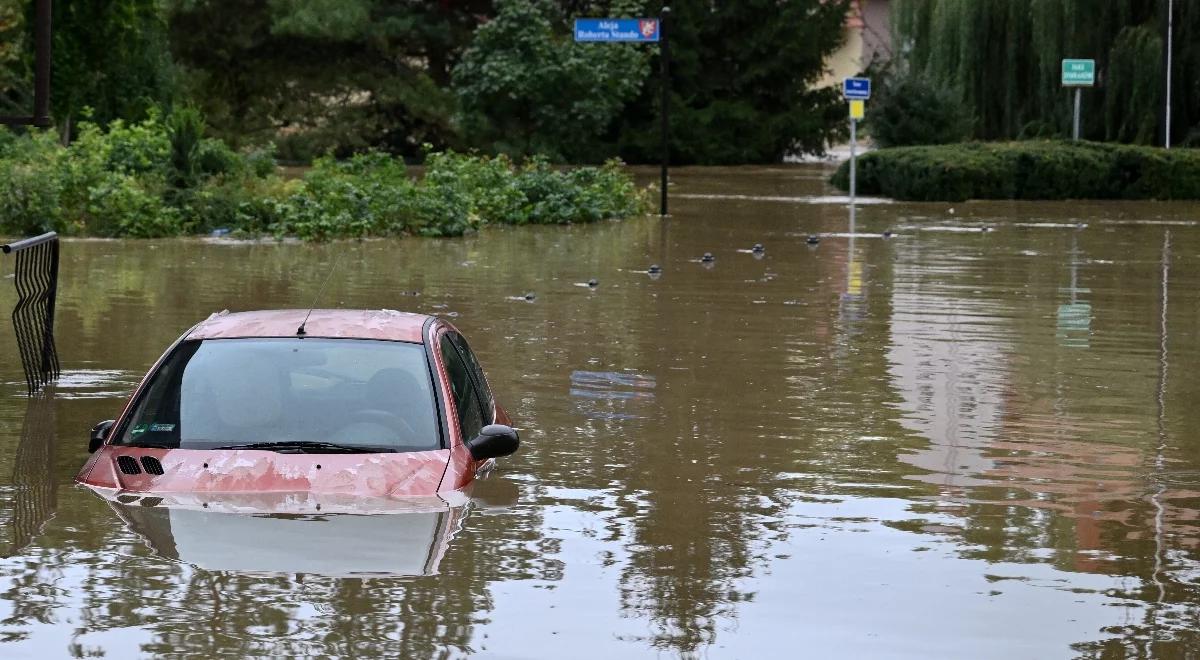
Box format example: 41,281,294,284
211,441,390,454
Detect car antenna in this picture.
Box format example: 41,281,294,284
297,250,344,336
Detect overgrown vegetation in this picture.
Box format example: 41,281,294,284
2,0,853,164
0,110,649,240
831,141,1200,202
892,0,1200,145
866,72,974,148
452,0,648,162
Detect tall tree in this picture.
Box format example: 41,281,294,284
615,0,850,165
0,0,30,119
451,0,649,161
168,0,490,158
0,0,176,131
892,0,1200,145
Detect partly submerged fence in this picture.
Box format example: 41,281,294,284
2,233,60,394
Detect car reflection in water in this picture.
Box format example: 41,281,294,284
87,479,519,577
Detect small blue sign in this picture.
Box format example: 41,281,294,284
843,77,871,100
574,18,660,43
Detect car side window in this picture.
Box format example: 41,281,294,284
440,335,485,442
448,332,494,421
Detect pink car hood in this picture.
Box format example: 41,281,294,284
77,445,452,497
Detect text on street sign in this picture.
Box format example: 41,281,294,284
575,18,660,42
1061,59,1095,87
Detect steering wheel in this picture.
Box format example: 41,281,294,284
342,409,417,441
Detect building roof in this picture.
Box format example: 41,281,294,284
186,309,430,343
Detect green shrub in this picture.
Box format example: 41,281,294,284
81,115,172,176
180,176,298,235
0,114,648,240
279,152,418,239
84,173,180,237
868,74,975,148
0,129,18,159
0,149,64,234
832,141,1200,201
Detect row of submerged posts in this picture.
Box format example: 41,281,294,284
2,232,60,394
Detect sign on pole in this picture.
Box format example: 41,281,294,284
576,13,670,215
842,78,869,216
1061,59,1095,87
574,18,660,42
843,77,871,100
1062,59,1094,141
848,100,864,120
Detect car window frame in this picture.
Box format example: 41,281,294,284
437,333,489,443
446,331,495,423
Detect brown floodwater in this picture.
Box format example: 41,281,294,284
2,165,1200,658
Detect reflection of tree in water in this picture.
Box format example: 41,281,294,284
594,236,912,652
885,228,1200,654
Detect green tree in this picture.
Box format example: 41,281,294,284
892,0,1200,145
868,70,974,147
451,0,649,161
0,0,31,119
1,0,175,133
615,0,850,164
50,0,178,132
168,0,490,159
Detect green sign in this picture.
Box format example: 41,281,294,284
1061,59,1095,87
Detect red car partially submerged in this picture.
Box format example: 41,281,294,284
76,309,519,498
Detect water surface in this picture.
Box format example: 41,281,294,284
2,165,1199,658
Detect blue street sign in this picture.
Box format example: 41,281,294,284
574,18,660,42
843,77,871,100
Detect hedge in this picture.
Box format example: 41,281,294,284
830,141,1200,202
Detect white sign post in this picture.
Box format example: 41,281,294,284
1061,59,1095,140
843,78,870,209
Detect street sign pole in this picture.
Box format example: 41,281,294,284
1073,88,1081,141
1165,0,1174,149
1061,59,1094,141
842,79,869,212
849,116,857,204
660,7,670,216
573,14,666,214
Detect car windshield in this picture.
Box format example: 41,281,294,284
113,338,441,452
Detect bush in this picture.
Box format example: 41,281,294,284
274,150,649,240
0,112,649,240
84,173,181,237
868,74,975,148
0,147,63,235
831,141,1200,201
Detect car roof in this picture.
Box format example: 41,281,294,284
186,309,431,343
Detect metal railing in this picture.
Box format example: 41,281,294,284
2,232,60,394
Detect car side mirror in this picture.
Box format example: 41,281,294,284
89,420,115,453
465,424,519,461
